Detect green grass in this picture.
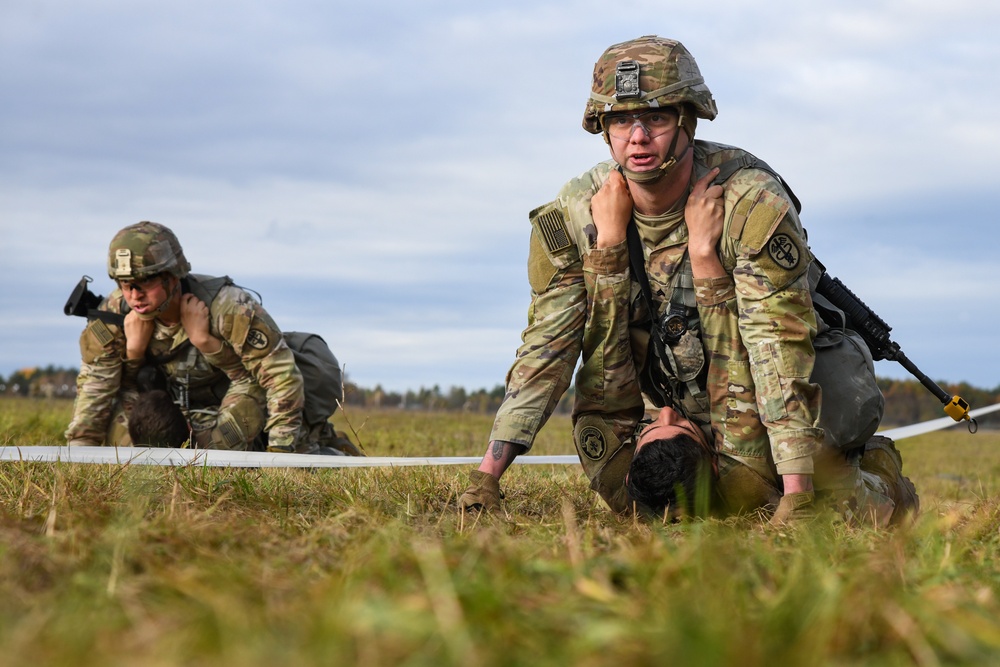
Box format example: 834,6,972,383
1,397,1000,665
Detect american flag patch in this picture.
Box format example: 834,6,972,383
91,320,114,347
536,209,571,253
218,418,243,449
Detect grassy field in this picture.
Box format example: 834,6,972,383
1,397,999,666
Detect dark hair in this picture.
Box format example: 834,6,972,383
626,433,711,516
128,389,189,447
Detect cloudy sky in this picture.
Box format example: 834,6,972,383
2,0,998,393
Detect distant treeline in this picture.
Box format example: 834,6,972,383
4,366,998,426
1,366,78,399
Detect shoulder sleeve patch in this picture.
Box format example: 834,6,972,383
528,199,579,274
88,319,115,348
747,218,813,291
79,319,120,362
527,229,559,294
735,189,791,255
529,201,573,253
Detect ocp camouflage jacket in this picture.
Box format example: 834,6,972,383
490,141,824,511
65,274,304,450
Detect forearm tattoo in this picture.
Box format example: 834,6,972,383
491,440,506,461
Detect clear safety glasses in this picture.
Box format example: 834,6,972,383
601,110,679,140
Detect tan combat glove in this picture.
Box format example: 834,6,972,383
768,491,816,527
458,470,503,512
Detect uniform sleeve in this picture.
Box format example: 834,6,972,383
573,239,646,513
489,227,587,450
575,239,643,414
213,287,305,450
704,172,824,476
65,311,128,445
491,166,624,453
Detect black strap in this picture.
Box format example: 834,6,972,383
88,309,125,328
626,222,656,316
626,222,678,408
711,154,802,214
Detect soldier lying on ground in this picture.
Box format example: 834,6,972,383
627,405,918,526
127,389,189,448
65,221,358,455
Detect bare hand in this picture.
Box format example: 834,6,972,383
180,294,222,354
590,170,633,249
685,167,725,258
123,310,154,361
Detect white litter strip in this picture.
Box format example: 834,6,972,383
3,403,997,468
877,402,1000,441
0,446,581,468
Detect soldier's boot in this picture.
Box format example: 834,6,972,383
304,422,365,456
860,435,919,526
329,430,366,457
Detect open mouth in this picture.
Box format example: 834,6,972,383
629,153,657,167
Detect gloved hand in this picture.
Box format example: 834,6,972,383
768,491,816,527
458,470,503,512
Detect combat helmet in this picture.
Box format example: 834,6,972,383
107,221,191,282
583,35,718,136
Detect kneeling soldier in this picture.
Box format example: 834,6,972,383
66,221,349,454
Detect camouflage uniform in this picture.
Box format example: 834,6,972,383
65,223,305,452
480,36,902,523
492,148,897,522
490,141,821,505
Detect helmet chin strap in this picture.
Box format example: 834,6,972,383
619,152,680,184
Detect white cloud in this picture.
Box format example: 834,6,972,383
2,0,998,390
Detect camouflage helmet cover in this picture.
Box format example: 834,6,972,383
583,35,718,134
107,221,191,281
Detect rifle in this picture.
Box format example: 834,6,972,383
64,275,125,328
814,262,977,432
